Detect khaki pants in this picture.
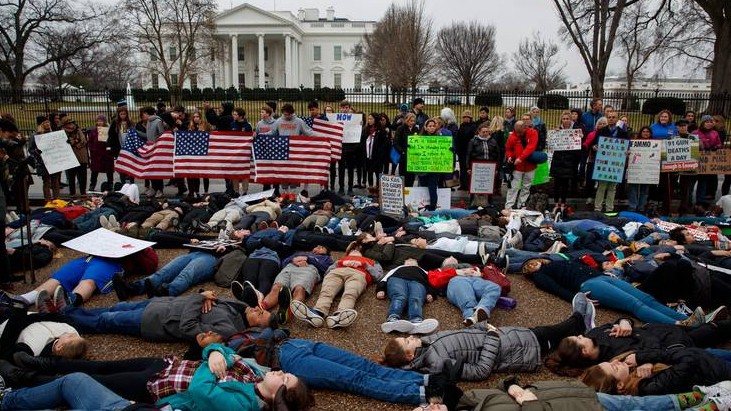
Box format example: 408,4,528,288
142,209,178,230
315,267,367,314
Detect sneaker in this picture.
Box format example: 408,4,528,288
290,300,325,328
0,290,27,310
475,306,489,323
373,221,384,237
111,274,129,301
277,286,292,324
270,221,279,229
711,395,731,411
381,318,414,333
410,318,439,334
313,225,323,233
326,308,358,329
675,301,694,316
231,281,262,307
706,306,730,323
108,215,120,229
36,290,54,314
52,286,67,313
99,215,110,229
677,306,706,328
339,219,353,236
502,254,510,276
572,292,588,315
695,381,731,398
478,242,490,265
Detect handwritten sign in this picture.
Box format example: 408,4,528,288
34,130,80,174
661,138,700,172
469,161,497,194
97,126,109,143
62,228,156,258
404,187,451,210
327,113,362,144
406,135,453,173
626,139,661,184
379,175,404,217
592,137,629,183
547,129,582,151
238,189,276,204
698,148,731,175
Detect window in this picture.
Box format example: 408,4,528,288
264,46,269,61
211,73,216,88
170,74,178,86
169,47,177,59
334,46,342,61
314,73,322,88
150,49,157,62
190,74,198,90
354,73,362,90
313,46,321,61
151,74,159,89
334,73,342,88
210,48,216,61
238,73,245,89
238,46,245,61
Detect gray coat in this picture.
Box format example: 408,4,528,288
406,325,541,381
140,294,246,342
145,115,165,142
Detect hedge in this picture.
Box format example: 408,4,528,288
642,97,687,116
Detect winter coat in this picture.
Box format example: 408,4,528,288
406,325,541,381
456,121,478,155
457,381,602,411
205,104,234,131
466,136,500,167
692,128,722,151
636,347,731,395
505,128,538,172
581,110,603,132
87,127,115,173
586,321,695,362
107,119,131,157
393,124,418,156
550,126,582,179
650,123,678,140
145,115,166,142
360,127,390,166
66,128,88,164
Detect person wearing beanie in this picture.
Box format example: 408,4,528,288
457,110,477,190
87,114,114,192
410,97,429,129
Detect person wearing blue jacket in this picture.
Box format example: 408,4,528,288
650,110,678,139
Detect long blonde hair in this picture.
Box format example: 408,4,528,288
488,116,504,133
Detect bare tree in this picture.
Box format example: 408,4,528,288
435,21,500,99
123,0,217,104
360,0,432,102
512,32,567,92
0,0,109,101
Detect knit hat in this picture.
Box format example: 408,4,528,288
60,117,75,126
399,103,408,113
462,110,473,119
701,114,714,123
36,115,48,125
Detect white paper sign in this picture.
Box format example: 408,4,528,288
404,187,451,210
627,139,662,185
34,130,80,174
380,175,404,217
469,162,497,194
97,126,110,143
62,228,156,258
327,113,363,144
547,129,583,151
239,189,276,204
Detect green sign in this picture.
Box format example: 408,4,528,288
406,135,453,173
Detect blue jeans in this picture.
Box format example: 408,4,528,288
554,219,606,233
144,251,217,296
580,276,687,324
423,209,475,219
1,373,130,410
387,277,426,321
597,393,679,411
64,300,150,335
446,276,501,320
626,184,651,212
278,339,426,404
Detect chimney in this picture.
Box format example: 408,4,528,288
297,8,305,21
326,6,335,21
304,8,318,21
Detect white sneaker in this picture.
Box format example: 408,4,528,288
410,318,439,334
695,381,731,398
374,221,384,237
99,215,110,229
339,219,352,236
381,319,414,333
711,395,731,411
326,309,358,329
108,215,120,229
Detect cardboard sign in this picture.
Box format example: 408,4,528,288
238,189,276,204
379,175,404,217
327,113,362,144
698,148,731,175
547,129,582,151
62,228,156,258
97,126,110,143
469,161,497,194
34,130,81,174
406,135,453,173
404,186,451,210
661,138,700,172
626,139,662,184
592,137,629,183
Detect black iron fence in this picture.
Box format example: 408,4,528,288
1,87,729,135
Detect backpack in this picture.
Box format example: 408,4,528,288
120,247,158,276
214,248,247,287
482,264,511,296
525,190,550,213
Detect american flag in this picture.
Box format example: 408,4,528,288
302,116,344,161
115,128,175,178
252,134,331,184
174,130,253,178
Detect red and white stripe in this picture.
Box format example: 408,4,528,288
253,135,331,184
115,133,175,179
313,118,343,161
174,131,253,179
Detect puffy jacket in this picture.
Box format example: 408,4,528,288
587,321,694,362
550,125,583,179
650,122,677,140
636,347,731,395
457,381,602,411
693,128,722,150
505,128,538,172
466,136,500,166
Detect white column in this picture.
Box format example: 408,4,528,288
295,40,301,87
223,43,230,88
257,33,266,89
284,34,292,88
230,34,239,88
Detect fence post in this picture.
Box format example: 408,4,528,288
42,86,49,116
105,87,111,120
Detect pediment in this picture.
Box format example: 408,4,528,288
215,3,294,27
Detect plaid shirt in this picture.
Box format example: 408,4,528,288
147,355,261,402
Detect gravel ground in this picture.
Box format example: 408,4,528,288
10,246,631,410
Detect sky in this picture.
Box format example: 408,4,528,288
220,0,604,86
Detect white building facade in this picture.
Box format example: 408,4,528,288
146,4,374,90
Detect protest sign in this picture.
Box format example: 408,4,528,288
592,137,630,183
547,129,582,151
379,175,404,217
627,139,662,184
406,135,453,173
62,228,156,258
698,148,731,175
97,126,109,143
327,113,362,143
238,189,276,204
404,187,451,210
469,161,497,194
661,138,699,172
34,130,80,174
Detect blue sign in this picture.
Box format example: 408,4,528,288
592,137,629,183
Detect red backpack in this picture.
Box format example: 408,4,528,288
120,247,159,276
482,264,511,296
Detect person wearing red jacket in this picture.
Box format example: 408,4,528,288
505,121,539,209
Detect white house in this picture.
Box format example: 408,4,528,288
146,4,375,90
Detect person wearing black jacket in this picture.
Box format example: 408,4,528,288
456,111,478,190
361,113,389,191
203,102,234,131
550,111,583,206
394,113,419,187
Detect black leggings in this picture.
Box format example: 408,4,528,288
66,165,88,196
529,312,586,353
238,258,280,294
